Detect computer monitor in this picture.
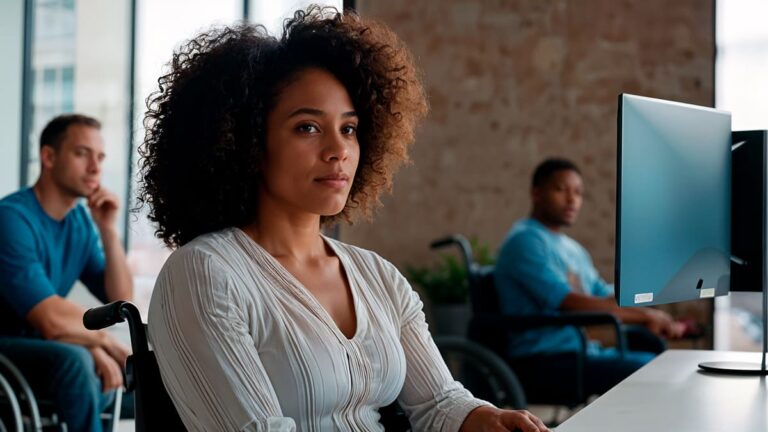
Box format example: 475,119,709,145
616,94,732,307
731,130,768,292
617,94,767,375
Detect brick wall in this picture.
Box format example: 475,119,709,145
345,0,713,276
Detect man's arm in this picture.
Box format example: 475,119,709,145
26,296,128,390
88,187,133,302
560,292,684,338
25,295,129,364
99,226,133,302
561,292,647,323
0,204,130,373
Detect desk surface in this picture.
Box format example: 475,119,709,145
555,350,767,432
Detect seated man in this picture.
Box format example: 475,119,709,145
494,157,684,401
0,114,133,432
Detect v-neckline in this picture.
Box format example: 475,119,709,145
234,228,362,342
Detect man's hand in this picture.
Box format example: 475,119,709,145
644,308,685,339
87,186,119,232
460,406,550,432
102,336,131,367
89,346,124,392
87,185,134,303
566,271,583,293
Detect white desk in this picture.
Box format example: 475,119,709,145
555,350,767,432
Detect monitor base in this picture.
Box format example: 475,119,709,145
698,361,768,375
700,255,768,376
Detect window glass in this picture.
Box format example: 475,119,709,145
128,0,343,317
714,0,768,352
25,0,133,237
128,0,241,316
247,0,343,35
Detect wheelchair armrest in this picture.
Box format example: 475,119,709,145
472,312,628,354
470,312,627,407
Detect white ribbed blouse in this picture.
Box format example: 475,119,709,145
148,228,489,431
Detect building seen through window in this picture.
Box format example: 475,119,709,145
714,0,768,352
127,0,342,317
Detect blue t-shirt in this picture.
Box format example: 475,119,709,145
494,218,613,357
0,188,107,336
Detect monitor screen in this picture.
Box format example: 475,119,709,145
616,94,732,307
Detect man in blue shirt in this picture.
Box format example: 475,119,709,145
0,114,133,431
495,158,684,401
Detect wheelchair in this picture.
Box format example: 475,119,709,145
82,296,527,431
0,349,123,432
0,353,56,432
430,234,629,416
83,302,184,432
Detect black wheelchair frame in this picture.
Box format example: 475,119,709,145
0,346,125,432
82,294,527,431
84,301,184,432
430,234,628,410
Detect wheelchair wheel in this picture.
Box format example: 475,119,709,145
434,336,526,409
0,373,22,432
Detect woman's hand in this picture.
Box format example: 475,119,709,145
460,406,550,432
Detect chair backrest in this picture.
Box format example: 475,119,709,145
466,265,510,355
128,350,186,432
468,265,502,317
83,302,187,432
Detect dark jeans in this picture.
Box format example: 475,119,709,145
508,325,664,405
0,337,115,432
623,324,667,354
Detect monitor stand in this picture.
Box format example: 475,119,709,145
699,130,768,375
698,283,767,375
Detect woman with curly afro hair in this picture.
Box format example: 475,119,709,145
140,6,548,432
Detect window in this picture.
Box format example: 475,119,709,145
127,0,241,316
714,0,768,351
20,0,134,313
247,0,343,35
127,0,344,316
23,0,133,234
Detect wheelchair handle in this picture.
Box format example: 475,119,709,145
430,236,460,250
430,234,476,281
84,301,127,330
84,301,149,354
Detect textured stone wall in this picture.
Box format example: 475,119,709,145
345,0,714,289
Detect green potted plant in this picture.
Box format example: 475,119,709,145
405,239,495,336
